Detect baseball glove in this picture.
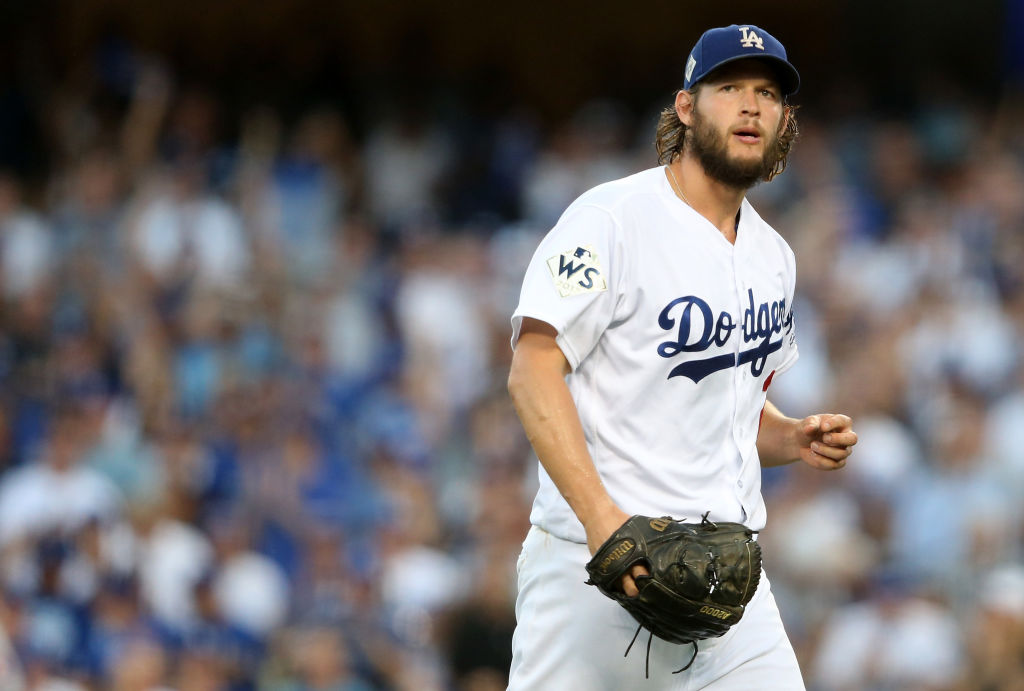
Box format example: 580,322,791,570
585,513,761,674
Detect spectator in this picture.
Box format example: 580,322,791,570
0,405,122,549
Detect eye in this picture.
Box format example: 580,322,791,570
760,88,778,100
720,84,736,92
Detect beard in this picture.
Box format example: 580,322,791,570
687,108,783,189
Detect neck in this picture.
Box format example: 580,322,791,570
669,155,746,243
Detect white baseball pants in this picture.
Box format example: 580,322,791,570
508,525,805,690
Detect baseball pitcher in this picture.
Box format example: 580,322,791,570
507,24,857,690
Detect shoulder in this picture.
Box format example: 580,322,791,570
559,167,666,224
0,463,42,494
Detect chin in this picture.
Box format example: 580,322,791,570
726,152,765,170
729,143,764,157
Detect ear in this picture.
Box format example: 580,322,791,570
779,104,791,134
674,89,695,127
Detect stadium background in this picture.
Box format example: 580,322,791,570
0,1,1022,689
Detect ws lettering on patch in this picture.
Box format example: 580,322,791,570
657,289,794,383
547,246,607,297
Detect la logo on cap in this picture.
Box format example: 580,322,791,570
738,26,764,50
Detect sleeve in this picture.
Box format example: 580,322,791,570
510,203,624,370
774,242,799,376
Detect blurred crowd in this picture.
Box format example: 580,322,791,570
0,40,1022,691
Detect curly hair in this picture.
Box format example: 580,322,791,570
654,89,799,182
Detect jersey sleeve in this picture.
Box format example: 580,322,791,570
511,204,623,370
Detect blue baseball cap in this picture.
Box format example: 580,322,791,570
684,24,800,96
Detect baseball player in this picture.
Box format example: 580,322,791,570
507,24,857,689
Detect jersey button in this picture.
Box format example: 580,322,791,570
737,479,744,488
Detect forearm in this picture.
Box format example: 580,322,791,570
507,352,617,527
756,400,802,467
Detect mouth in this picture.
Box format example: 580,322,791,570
732,126,762,145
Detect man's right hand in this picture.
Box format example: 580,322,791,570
584,507,651,597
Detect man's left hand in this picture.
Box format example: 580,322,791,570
797,414,857,470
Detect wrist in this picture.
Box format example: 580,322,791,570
579,500,630,554
785,416,806,463
576,495,622,529
758,410,804,467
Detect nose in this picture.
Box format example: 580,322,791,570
740,88,760,116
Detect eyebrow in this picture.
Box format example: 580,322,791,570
705,73,781,91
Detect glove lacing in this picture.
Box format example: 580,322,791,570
701,512,723,596
624,624,699,679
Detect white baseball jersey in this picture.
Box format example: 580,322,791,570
512,166,798,543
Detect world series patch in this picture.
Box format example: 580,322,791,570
547,245,607,297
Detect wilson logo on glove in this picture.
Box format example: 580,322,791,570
598,539,636,571
648,517,671,531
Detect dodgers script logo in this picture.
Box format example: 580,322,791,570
657,289,792,383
